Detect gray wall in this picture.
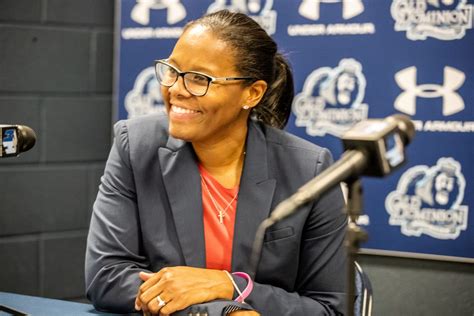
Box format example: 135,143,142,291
0,0,473,314
357,254,474,315
0,0,113,301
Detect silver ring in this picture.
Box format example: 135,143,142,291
156,295,166,307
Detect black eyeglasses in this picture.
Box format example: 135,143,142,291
154,59,254,97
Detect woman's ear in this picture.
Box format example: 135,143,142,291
244,80,267,109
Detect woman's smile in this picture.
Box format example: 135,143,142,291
168,104,203,121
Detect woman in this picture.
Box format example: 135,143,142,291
85,10,347,316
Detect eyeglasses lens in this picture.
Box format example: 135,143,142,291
156,63,209,96
156,63,177,86
183,73,209,96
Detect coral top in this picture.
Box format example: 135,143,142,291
199,164,239,272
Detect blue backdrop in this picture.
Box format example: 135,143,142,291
115,0,473,262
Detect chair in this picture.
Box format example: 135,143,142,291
354,261,373,316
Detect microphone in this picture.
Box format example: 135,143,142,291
249,115,415,279
270,114,415,224
0,124,37,158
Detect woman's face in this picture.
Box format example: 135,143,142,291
161,25,251,144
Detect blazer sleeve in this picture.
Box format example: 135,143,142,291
85,121,150,313
235,148,348,315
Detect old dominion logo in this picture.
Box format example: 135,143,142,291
391,0,473,40
125,67,166,118
292,58,369,137
385,157,468,239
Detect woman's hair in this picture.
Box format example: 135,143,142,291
184,10,294,129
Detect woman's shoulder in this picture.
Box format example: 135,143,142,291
257,121,329,156
115,112,168,134
113,113,171,150
252,121,336,183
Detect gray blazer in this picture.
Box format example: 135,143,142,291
85,114,347,315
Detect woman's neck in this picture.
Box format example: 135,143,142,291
192,127,247,189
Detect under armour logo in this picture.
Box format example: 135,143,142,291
298,0,365,21
394,66,465,116
208,0,271,14
131,0,186,25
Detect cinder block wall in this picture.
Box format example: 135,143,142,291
0,0,113,300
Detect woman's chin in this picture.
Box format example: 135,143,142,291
168,125,195,142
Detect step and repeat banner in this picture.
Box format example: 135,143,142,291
115,0,473,262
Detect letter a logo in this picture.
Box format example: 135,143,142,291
394,66,465,116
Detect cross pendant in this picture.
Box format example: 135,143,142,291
218,211,225,224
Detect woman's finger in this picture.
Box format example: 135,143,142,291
139,268,167,293
139,271,154,281
146,293,172,315
136,271,161,312
157,297,186,316
135,296,141,311
139,275,169,306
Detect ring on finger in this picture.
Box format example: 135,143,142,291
156,295,166,307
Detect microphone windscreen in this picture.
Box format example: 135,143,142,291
388,114,415,145
17,125,37,152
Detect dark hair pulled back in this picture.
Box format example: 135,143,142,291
184,10,294,129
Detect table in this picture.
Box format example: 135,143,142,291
0,292,234,315
0,292,131,316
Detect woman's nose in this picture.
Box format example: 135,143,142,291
168,75,192,97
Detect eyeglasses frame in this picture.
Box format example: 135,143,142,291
154,59,255,96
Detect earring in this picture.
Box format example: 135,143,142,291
243,105,250,110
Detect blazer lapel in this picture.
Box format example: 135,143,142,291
158,137,206,268
232,122,276,273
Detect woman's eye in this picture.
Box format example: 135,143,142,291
169,68,178,75
190,74,207,83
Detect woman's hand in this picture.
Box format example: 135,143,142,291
135,266,234,315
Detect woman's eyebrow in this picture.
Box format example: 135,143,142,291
166,57,180,68
166,57,216,75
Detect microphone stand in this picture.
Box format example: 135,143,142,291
344,178,368,316
250,178,368,316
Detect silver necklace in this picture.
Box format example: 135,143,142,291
201,175,238,224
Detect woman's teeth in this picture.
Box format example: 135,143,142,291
171,105,199,114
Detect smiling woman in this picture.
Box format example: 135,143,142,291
159,23,268,154
85,9,347,316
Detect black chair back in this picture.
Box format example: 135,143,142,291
354,261,373,316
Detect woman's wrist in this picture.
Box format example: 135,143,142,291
219,270,236,300
223,270,243,301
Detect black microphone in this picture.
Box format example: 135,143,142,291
269,114,415,223
249,114,415,279
0,124,37,158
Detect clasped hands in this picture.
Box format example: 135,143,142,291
135,266,259,316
